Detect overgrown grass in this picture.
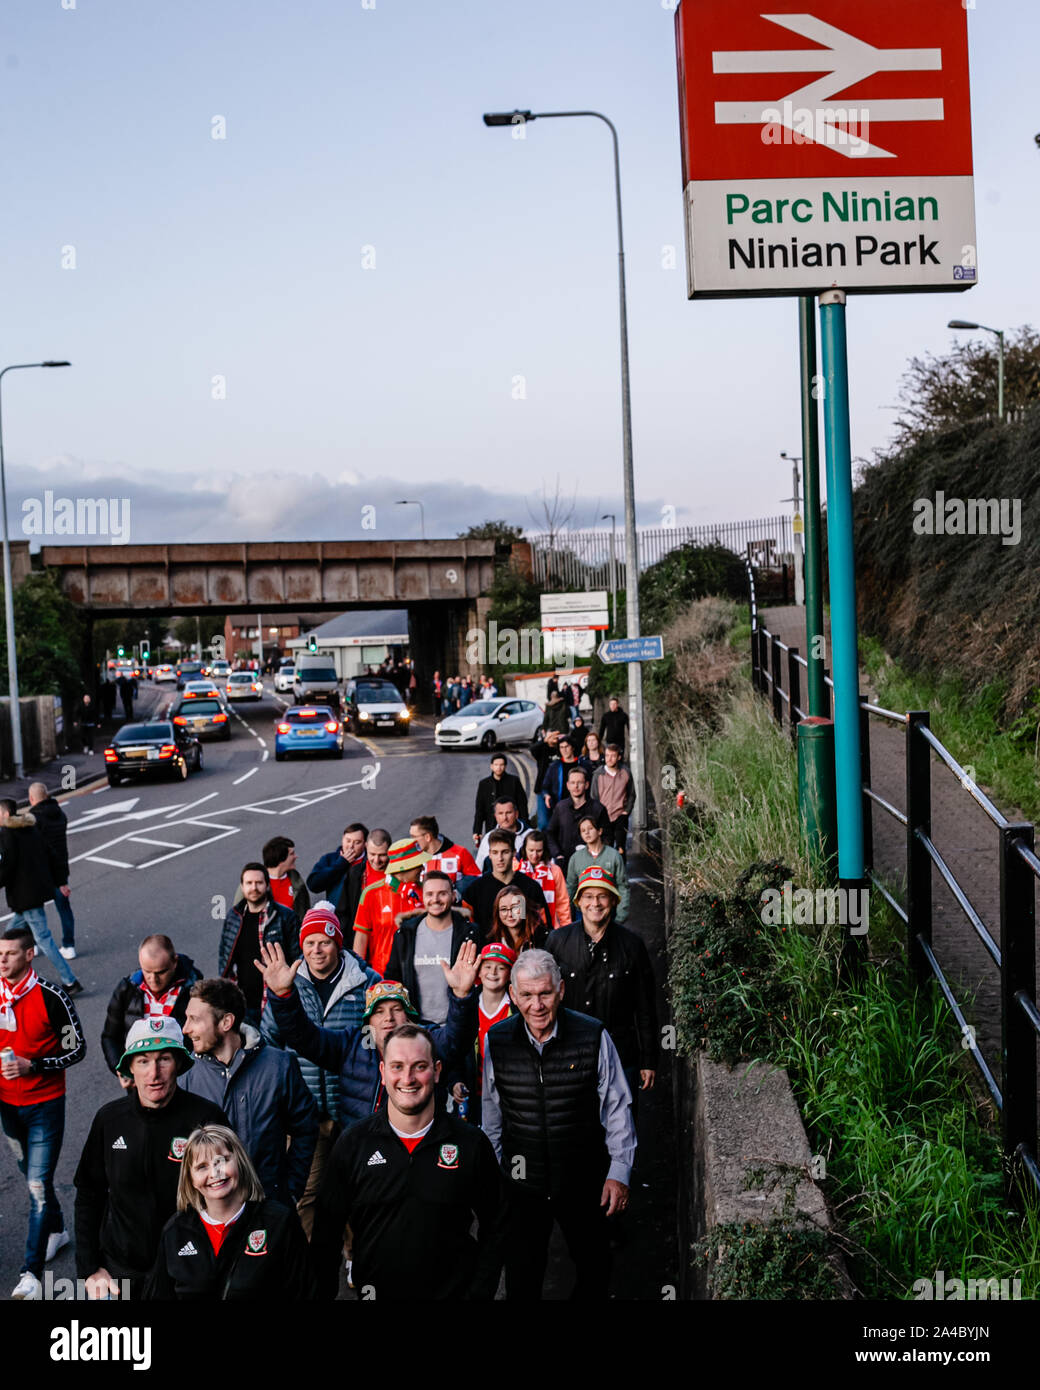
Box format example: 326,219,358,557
666,679,1040,1299
860,632,1040,823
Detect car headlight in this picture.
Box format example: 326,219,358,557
435,723,442,734
359,711,369,721
461,722,478,732
398,710,410,720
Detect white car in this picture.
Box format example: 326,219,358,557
274,666,295,694
152,663,177,683
435,697,542,750
225,672,264,702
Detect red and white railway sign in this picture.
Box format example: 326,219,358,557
675,1,977,297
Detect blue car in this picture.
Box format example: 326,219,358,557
274,705,345,761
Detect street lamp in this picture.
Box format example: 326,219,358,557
779,452,805,606
0,360,71,781
483,108,646,835
948,319,1005,423
601,513,617,632
395,499,425,539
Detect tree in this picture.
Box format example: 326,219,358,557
893,325,1040,446
0,569,84,700
457,520,525,545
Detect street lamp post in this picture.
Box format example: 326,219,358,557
0,360,71,781
948,319,1006,422
395,499,426,540
779,452,805,606
484,108,645,835
601,513,617,632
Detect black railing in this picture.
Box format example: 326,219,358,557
746,573,1040,1203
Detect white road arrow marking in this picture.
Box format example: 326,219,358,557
68,802,190,835
713,13,943,158
72,797,140,822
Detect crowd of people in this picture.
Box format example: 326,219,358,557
434,672,499,713
0,727,658,1303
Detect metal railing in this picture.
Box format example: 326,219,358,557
528,516,794,590
748,580,1040,1202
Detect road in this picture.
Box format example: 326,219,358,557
0,679,537,1295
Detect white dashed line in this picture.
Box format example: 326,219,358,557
86,855,134,868
233,768,258,786
262,750,269,762
165,792,218,818
127,836,184,849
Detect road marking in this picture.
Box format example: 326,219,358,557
165,792,218,818
127,835,185,848
136,826,240,868
86,855,134,868
262,749,269,762
233,768,258,786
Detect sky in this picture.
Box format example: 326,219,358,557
1,0,1037,548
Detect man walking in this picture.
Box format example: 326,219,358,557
599,694,629,754
566,814,630,924
0,925,86,1299
473,753,529,842
474,798,532,871
74,1017,226,1299
0,799,81,995
462,832,548,935
352,838,430,975
410,815,480,899
180,977,318,1209
310,1022,504,1299
590,743,636,856
547,768,611,871
306,824,383,944
547,867,658,1105
219,861,301,1029
482,948,636,1300
260,902,381,1236
100,934,203,1079
27,782,77,962
77,692,97,754
386,871,483,1024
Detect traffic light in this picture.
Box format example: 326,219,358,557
308,634,317,653
117,646,125,657
140,640,150,662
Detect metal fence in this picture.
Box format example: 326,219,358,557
528,516,794,590
747,571,1040,1203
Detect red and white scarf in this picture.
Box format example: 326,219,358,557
0,968,39,1031
139,979,183,1020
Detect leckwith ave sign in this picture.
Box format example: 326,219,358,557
675,1,977,297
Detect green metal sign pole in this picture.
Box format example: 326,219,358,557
799,296,827,719
818,289,864,890
796,295,837,867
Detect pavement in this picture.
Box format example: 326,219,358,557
761,604,1039,1104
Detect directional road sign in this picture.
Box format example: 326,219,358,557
675,0,977,297
598,636,665,664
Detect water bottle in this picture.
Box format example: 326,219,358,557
456,1085,470,1122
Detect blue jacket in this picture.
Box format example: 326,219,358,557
260,950,382,1120
179,1025,318,1206
264,985,477,1132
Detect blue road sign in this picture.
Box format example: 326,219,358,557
597,636,664,664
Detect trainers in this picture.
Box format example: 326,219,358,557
11,1271,42,1300
66,980,84,998
59,946,77,960
46,1230,70,1262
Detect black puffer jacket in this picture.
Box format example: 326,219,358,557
0,813,55,912
100,955,204,1074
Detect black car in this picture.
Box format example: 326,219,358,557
104,720,203,786
342,678,411,736
171,697,232,741
175,661,205,691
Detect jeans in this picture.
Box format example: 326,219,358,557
51,892,76,950
0,1095,67,1277
15,907,77,988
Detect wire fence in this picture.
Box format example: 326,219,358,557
528,516,794,590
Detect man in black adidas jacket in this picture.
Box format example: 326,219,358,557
310,1022,504,1300
74,1017,226,1299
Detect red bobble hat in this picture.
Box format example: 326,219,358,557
299,900,343,949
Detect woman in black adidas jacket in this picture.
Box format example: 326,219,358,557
143,1124,315,1300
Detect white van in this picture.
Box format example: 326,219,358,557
293,654,341,705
